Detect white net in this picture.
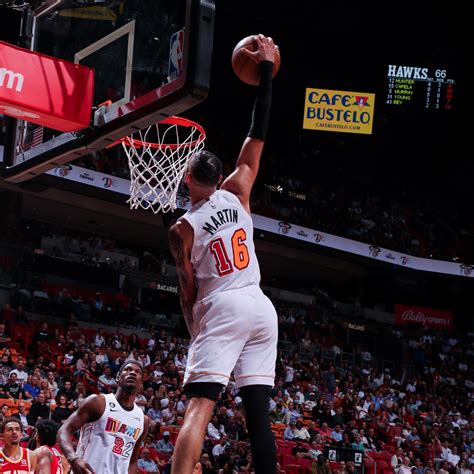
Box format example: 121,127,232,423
121,117,205,214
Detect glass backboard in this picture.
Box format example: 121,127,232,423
2,0,214,183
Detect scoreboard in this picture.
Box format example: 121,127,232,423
385,64,455,111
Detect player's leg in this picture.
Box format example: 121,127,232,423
175,294,249,473
171,383,222,474
234,287,278,473
240,384,276,473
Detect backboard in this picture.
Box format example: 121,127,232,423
1,0,215,183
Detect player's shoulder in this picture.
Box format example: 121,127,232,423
79,392,106,414
170,218,194,244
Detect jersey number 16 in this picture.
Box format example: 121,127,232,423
210,228,250,276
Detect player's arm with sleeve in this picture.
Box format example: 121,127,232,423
57,394,105,474
169,219,197,335
128,415,150,473
221,34,277,213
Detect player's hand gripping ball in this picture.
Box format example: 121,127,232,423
232,34,281,85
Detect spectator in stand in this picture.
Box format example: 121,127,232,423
147,398,163,433
351,433,365,451
293,420,311,441
438,461,450,474
324,366,337,399
3,372,23,399
0,323,11,349
12,402,31,431
39,379,54,403
412,458,424,474
28,392,50,425
156,431,174,454
31,321,52,354
46,371,58,398
176,394,187,417
138,447,160,473
296,441,322,461
0,356,12,385
284,421,296,440
127,333,141,352
208,414,226,440
392,447,405,473
56,380,74,401
1,403,11,419
457,460,472,474
97,366,117,393
93,328,106,348
269,403,287,424
161,399,177,425
51,394,73,424
312,454,332,474
212,437,229,458
9,358,28,386
199,453,215,473
331,425,343,445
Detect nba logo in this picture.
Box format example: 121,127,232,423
168,30,184,81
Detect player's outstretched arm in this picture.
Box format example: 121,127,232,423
221,34,277,213
57,393,105,474
169,219,197,336
128,415,150,473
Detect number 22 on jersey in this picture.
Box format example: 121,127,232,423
210,228,250,276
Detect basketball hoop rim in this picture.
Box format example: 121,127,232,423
121,116,206,150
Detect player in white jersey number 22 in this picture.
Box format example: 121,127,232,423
58,360,150,473
169,35,279,474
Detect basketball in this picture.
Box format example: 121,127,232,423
231,35,281,86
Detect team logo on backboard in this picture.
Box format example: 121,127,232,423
278,222,292,235
369,245,381,258
54,164,72,177
168,30,184,81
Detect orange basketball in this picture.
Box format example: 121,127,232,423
231,35,281,86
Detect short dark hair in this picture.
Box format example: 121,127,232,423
0,417,21,433
36,419,59,447
189,150,222,187
118,359,144,376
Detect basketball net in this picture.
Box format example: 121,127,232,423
121,116,206,214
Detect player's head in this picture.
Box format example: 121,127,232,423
186,150,222,189
35,419,59,447
117,359,143,394
0,417,22,447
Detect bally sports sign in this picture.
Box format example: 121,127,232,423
303,87,375,135
395,304,453,330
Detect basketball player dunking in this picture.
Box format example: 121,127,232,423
58,360,150,473
0,417,38,473
169,35,278,474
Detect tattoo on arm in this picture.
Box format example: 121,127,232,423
169,228,185,263
170,225,196,334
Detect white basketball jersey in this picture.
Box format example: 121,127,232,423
182,190,261,300
75,393,144,473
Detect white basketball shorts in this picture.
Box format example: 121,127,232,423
184,285,278,388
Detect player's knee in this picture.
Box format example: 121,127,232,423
184,382,224,402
